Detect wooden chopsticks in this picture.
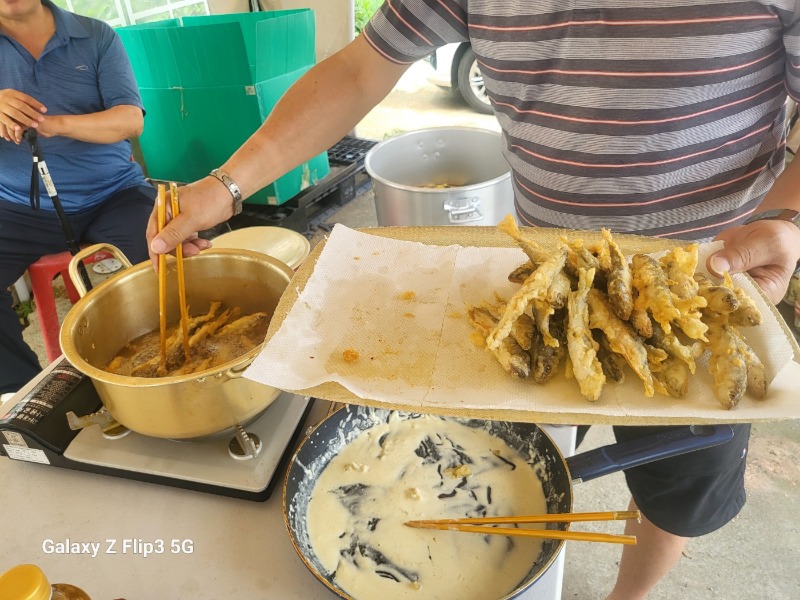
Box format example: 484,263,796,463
156,182,191,374
156,185,168,373
170,182,190,360
405,510,640,545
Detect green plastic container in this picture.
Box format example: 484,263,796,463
117,10,329,205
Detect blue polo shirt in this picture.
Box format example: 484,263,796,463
0,0,148,213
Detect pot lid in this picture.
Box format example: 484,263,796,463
211,226,310,269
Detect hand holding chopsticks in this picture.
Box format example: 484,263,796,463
156,183,191,374
406,510,640,545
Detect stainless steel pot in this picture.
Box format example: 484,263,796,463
59,244,293,439
365,127,514,226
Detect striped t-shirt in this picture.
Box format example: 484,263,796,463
364,0,800,240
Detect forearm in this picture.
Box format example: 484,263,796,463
41,104,143,144
148,36,411,259
220,35,409,199
754,151,800,213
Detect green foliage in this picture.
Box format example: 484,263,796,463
14,300,34,328
50,0,207,25
354,0,383,35
52,0,126,21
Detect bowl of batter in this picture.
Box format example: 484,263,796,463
283,406,572,600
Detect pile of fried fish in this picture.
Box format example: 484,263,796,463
105,301,269,378
467,216,766,409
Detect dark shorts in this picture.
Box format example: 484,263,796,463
578,424,750,537
0,184,155,393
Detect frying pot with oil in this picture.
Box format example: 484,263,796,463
60,245,292,439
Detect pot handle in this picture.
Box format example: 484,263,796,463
222,357,256,380
565,424,735,483
191,357,256,387
68,244,133,298
444,197,483,224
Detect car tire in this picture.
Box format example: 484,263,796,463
456,48,493,114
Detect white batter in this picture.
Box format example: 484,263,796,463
306,415,549,599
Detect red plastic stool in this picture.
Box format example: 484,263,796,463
27,250,111,363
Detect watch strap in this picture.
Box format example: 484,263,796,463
743,208,800,228
209,168,243,216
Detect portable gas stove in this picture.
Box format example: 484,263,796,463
0,358,312,502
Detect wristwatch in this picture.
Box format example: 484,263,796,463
209,168,243,216
743,208,800,231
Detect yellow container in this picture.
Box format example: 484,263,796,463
0,564,91,600
0,564,51,600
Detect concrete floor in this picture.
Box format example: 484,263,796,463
17,61,800,599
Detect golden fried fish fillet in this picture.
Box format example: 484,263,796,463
595,330,627,384
602,228,633,321
587,239,612,273
659,244,709,341
629,303,654,339
565,239,602,278
217,311,268,336
660,244,704,302
567,268,606,401
467,306,531,379
487,246,568,351
497,214,549,263
478,297,536,352
587,288,655,397
724,273,762,327
547,270,571,309
508,261,534,284
650,356,690,398
532,299,560,348
695,272,740,313
632,254,682,335
649,320,701,373
704,321,748,409
533,309,567,383
730,327,767,399
673,311,709,342
127,302,225,377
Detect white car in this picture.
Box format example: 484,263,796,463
426,43,493,114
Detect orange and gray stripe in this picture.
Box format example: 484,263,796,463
364,0,800,240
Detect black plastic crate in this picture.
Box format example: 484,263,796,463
327,136,378,167
227,136,377,236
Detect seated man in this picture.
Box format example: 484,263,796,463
0,0,154,396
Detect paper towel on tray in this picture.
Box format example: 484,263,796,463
245,225,800,425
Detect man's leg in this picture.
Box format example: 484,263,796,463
606,498,688,600
0,201,76,393
0,307,41,394
607,424,750,600
80,184,156,264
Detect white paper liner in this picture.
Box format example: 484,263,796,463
246,225,800,423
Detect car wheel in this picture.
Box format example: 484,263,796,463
456,48,493,114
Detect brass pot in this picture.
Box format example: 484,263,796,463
60,244,293,439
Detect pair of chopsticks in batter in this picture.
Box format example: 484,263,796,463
156,183,190,370
406,510,640,545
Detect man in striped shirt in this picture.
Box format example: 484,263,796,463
150,2,800,597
